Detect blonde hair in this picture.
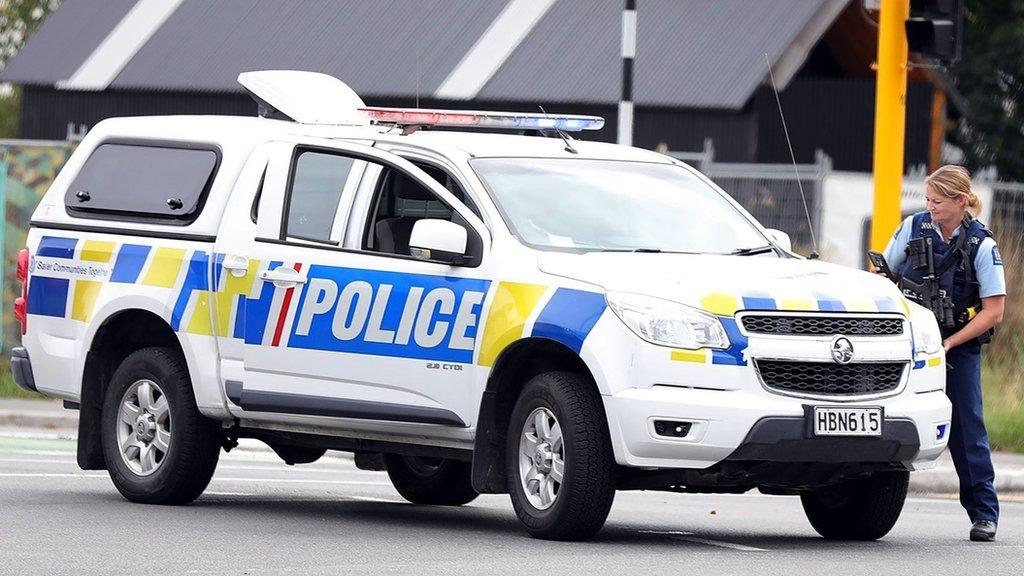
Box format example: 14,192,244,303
925,164,982,217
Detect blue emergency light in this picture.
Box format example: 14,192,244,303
360,107,604,132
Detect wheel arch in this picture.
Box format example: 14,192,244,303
76,306,189,470
470,337,604,494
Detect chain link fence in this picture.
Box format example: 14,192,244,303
668,143,829,254
991,182,1024,240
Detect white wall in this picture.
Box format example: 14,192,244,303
818,172,993,269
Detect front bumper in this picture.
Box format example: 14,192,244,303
603,383,950,470
726,415,919,462
10,347,37,393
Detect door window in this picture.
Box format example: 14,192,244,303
284,151,362,244
363,162,478,256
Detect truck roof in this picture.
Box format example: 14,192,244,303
88,114,672,163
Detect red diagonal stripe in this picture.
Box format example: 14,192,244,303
271,262,303,347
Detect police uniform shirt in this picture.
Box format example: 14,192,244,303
883,215,1007,298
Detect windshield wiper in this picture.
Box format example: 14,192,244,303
595,248,703,254
729,245,775,256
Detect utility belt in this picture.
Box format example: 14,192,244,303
905,280,991,340
899,283,993,345
952,303,993,345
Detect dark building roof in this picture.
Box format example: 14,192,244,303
1,0,846,110
481,0,830,108
0,0,135,85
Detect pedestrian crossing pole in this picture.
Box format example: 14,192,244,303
870,0,910,252
618,0,636,146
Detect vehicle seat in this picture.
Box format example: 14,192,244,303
374,172,437,255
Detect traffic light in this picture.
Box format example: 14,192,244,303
906,0,964,64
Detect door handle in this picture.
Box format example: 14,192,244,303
259,267,307,287
222,254,249,278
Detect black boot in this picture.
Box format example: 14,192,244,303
970,520,997,542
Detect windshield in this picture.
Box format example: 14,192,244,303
470,158,771,254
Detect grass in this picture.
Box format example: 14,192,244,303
982,363,1024,453
0,362,41,399
979,222,1024,453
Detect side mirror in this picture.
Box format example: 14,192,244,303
766,229,792,252
409,219,468,264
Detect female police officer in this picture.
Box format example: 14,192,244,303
882,165,1005,542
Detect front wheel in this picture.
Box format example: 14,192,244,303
101,347,221,505
800,471,909,540
506,371,616,541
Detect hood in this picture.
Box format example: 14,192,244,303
537,252,910,316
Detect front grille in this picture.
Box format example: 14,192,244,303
755,360,905,396
741,315,903,336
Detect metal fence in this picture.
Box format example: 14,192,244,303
991,182,1024,240
669,142,829,253
669,140,1024,253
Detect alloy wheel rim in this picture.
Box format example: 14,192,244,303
116,379,171,476
518,407,564,510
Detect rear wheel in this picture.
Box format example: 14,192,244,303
800,471,909,540
506,371,616,541
384,454,478,506
101,347,220,504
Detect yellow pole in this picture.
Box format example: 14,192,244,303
870,0,910,254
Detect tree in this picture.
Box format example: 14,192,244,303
948,0,1024,181
0,0,61,138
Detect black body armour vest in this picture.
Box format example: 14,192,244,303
896,212,992,340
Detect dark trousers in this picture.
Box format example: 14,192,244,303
945,344,999,523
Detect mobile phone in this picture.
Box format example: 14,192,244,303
867,251,896,281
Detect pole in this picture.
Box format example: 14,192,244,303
618,0,636,146
870,0,910,253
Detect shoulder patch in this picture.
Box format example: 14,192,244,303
992,246,1003,266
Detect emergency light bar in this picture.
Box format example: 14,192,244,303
359,107,604,132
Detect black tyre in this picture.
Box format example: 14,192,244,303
800,470,909,540
383,454,478,505
505,371,616,541
101,347,220,505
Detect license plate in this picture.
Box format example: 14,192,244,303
812,407,882,437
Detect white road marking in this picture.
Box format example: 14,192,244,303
0,456,379,475
209,477,390,486
0,450,76,457
346,496,406,504
673,536,767,552
0,472,106,478
639,529,768,552
0,472,389,486
0,458,78,464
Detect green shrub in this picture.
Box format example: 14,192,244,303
981,223,1024,452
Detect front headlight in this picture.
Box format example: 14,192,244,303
606,292,729,350
910,304,942,354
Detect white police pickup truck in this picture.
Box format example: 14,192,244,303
11,71,951,541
